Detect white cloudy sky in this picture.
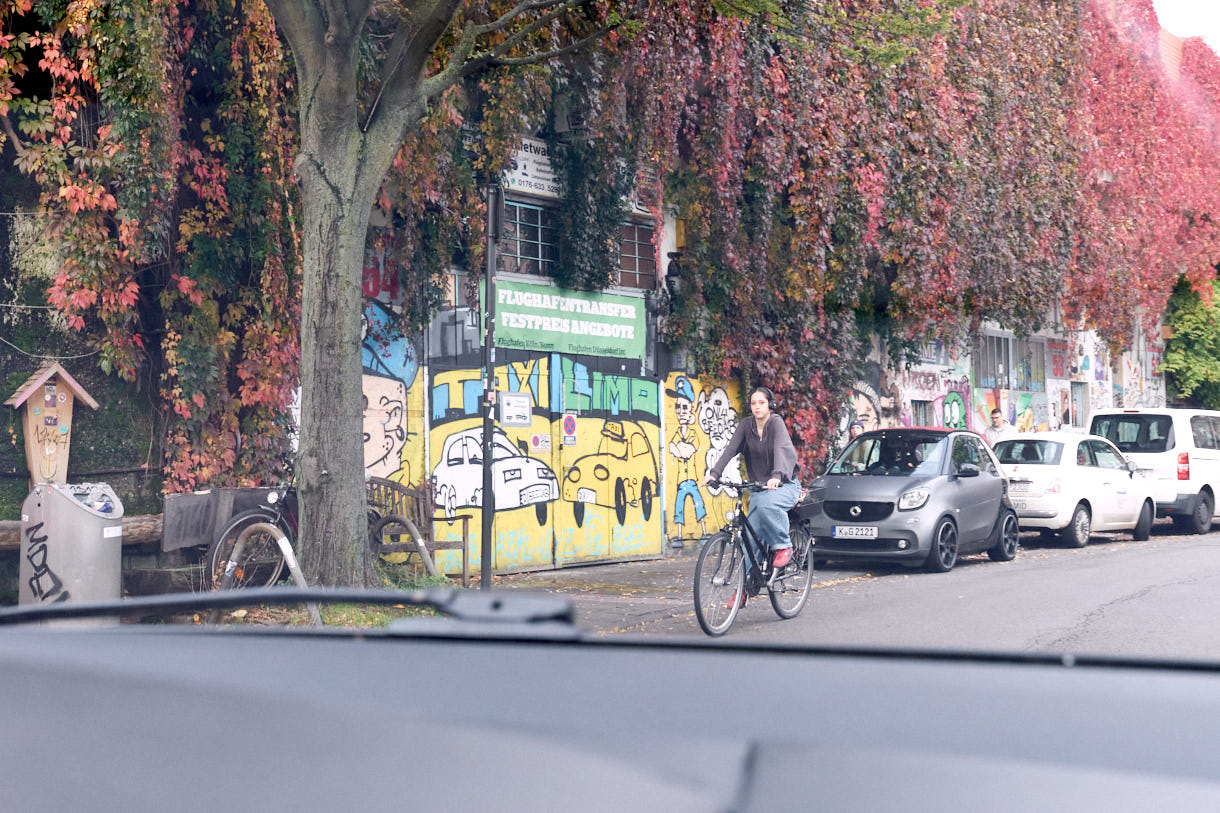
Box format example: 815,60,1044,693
1153,0,1220,50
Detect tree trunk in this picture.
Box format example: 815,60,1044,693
263,1,432,586
293,96,381,586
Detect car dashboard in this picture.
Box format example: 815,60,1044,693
3,594,1220,811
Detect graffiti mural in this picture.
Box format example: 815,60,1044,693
699,385,743,495
663,374,743,544
562,418,659,527
432,425,559,522
361,235,425,485
425,354,664,574
842,340,974,439
666,377,704,537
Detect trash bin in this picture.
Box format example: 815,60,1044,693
19,482,124,607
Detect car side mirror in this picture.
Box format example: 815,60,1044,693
955,463,980,478
1126,459,1138,477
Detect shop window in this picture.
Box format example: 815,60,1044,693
1012,338,1046,392
499,200,558,277
974,334,1011,390
442,270,474,310
618,223,656,289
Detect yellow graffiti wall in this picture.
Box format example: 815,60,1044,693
426,354,664,575
663,373,743,544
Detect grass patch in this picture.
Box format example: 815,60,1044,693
195,559,465,628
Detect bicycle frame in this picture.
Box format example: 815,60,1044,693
720,483,777,593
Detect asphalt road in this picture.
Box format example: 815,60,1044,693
505,522,1220,660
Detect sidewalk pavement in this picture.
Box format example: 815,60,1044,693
495,544,705,636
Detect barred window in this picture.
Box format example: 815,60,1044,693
974,334,1011,390
1012,338,1046,392
499,200,558,277
618,223,656,289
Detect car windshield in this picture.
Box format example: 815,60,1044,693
1090,414,1174,453
14,12,1220,805
829,433,950,476
993,440,1064,465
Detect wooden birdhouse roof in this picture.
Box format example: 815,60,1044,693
4,362,99,410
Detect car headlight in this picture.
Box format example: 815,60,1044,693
503,468,522,482
898,487,930,511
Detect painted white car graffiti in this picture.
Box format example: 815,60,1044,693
432,427,559,523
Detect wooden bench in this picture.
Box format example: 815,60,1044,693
366,477,471,588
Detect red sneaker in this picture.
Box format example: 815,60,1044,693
772,548,792,568
726,591,746,609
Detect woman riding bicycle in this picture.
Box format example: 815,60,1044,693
701,385,800,571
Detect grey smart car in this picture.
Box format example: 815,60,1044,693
807,428,1019,572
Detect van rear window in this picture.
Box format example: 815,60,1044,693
1090,415,1174,453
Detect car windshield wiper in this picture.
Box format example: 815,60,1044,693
0,587,576,629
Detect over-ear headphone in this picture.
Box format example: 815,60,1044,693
752,386,777,412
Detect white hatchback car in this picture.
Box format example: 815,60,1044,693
994,432,1156,547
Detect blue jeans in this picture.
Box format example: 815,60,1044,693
746,480,800,568
674,479,706,526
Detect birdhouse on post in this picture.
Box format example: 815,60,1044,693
4,363,99,487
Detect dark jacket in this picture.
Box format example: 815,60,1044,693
709,414,799,483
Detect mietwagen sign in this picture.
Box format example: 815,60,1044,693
491,279,646,360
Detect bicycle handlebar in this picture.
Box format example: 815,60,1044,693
706,479,769,492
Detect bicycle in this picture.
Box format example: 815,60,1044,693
206,482,297,590
693,480,816,636
206,475,412,591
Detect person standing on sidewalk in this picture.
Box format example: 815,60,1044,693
984,407,1016,446
701,385,800,570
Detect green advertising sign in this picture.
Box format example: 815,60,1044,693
488,278,646,360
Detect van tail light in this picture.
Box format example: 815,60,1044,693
1178,452,1190,480
1048,478,1061,494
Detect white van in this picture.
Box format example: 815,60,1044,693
1089,408,1220,534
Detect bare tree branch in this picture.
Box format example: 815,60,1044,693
475,0,571,36
0,114,27,156
480,1,588,64
362,0,466,134
487,25,615,67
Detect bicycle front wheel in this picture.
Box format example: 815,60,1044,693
769,525,814,619
694,531,745,636
207,509,290,590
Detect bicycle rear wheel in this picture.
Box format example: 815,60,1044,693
768,526,814,619
694,531,745,636
207,509,290,589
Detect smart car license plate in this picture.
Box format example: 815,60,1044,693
832,525,878,539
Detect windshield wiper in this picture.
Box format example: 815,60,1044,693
0,587,576,628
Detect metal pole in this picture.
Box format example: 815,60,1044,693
480,186,502,590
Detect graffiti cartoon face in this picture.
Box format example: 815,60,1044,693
942,391,967,430
697,387,738,449
850,389,880,432
363,373,407,479
674,396,695,428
